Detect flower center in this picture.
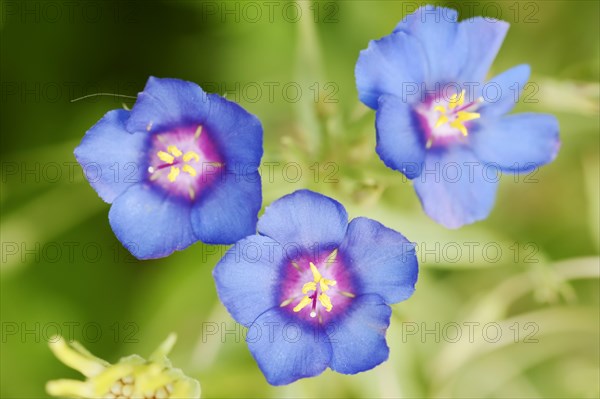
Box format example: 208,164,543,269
147,125,224,200
417,90,482,148
280,249,356,322
292,262,337,317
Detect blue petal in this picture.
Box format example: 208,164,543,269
480,64,531,118
375,95,426,179
457,17,509,82
257,190,348,253
471,113,560,172
339,217,418,303
393,6,467,83
328,294,391,374
413,146,499,228
74,109,148,203
126,76,211,134
355,32,428,109
213,235,284,327
191,171,261,245
247,308,331,385
202,93,264,170
108,184,196,259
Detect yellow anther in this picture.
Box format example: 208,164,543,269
194,125,203,139
432,90,480,138
302,281,317,294
183,151,200,163
167,145,183,157
157,151,175,164
182,164,197,177
324,249,338,266
309,262,322,282
448,90,465,110
434,115,449,128
320,278,336,292
318,293,333,312
456,111,481,123
168,166,180,182
293,296,312,313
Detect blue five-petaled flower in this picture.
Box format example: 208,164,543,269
355,5,561,228
213,190,418,385
75,77,263,259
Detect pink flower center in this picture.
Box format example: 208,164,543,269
147,125,224,200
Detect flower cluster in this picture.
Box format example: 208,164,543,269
356,5,560,228
46,334,200,398
213,190,418,385
75,77,263,259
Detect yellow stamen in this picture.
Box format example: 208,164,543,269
318,293,333,312
293,296,312,312
183,151,200,163
309,262,322,281
320,278,336,292
302,281,317,294
432,90,480,138
167,145,182,157
280,297,295,307
324,249,338,267
168,166,180,182
182,164,197,177
157,151,174,164
338,290,356,298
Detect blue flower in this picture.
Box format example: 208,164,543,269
213,190,418,385
75,77,263,259
355,5,560,228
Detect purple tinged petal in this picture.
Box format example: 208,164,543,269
108,184,196,259
257,190,348,253
413,146,499,229
246,308,331,385
355,31,428,109
191,171,261,245
328,294,391,374
375,94,426,179
213,235,284,327
471,113,560,172
126,76,211,134
339,217,418,303
74,109,148,203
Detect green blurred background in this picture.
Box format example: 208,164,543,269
1,0,598,397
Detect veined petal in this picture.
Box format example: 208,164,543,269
471,113,560,172
328,294,391,374
126,76,211,134
413,146,499,228
246,308,331,385
213,235,284,327
74,109,148,203
202,93,264,170
191,170,261,245
375,94,426,179
480,64,531,118
457,17,510,82
355,31,428,109
393,5,467,83
257,190,348,254
108,184,196,259
339,217,418,304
